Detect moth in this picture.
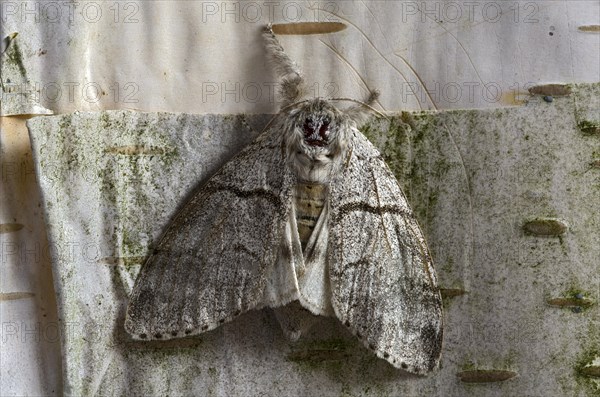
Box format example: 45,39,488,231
126,25,443,375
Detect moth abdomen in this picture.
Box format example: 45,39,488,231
294,182,327,249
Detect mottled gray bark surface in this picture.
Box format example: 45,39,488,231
27,83,599,396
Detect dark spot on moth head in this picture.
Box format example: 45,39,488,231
185,329,192,335
303,116,330,147
154,333,162,339
401,362,408,369
234,310,241,316
139,333,147,339
344,320,350,327
171,331,178,337
290,99,346,152
219,318,225,324
356,331,362,338
383,352,390,359
368,343,375,350
202,325,209,331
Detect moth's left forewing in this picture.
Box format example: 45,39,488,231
327,130,443,375
125,127,297,340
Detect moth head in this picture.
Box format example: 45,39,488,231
286,98,348,156
297,99,341,145
285,91,381,154
302,115,331,148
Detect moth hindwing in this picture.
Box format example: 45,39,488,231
125,24,442,375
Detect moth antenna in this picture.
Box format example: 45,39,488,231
341,90,386,124
259,99,312,134
364,89,380,107
263,24,305,108
330,96,387,119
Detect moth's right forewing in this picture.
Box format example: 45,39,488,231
125,129,295,340
328,131,443,375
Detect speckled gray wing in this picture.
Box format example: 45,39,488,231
125,129,294,340
328,130,443,375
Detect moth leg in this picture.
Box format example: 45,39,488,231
263,24,304,107
273,301,319,342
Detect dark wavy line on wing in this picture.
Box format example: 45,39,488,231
333,202,411,222
205,182,284,209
